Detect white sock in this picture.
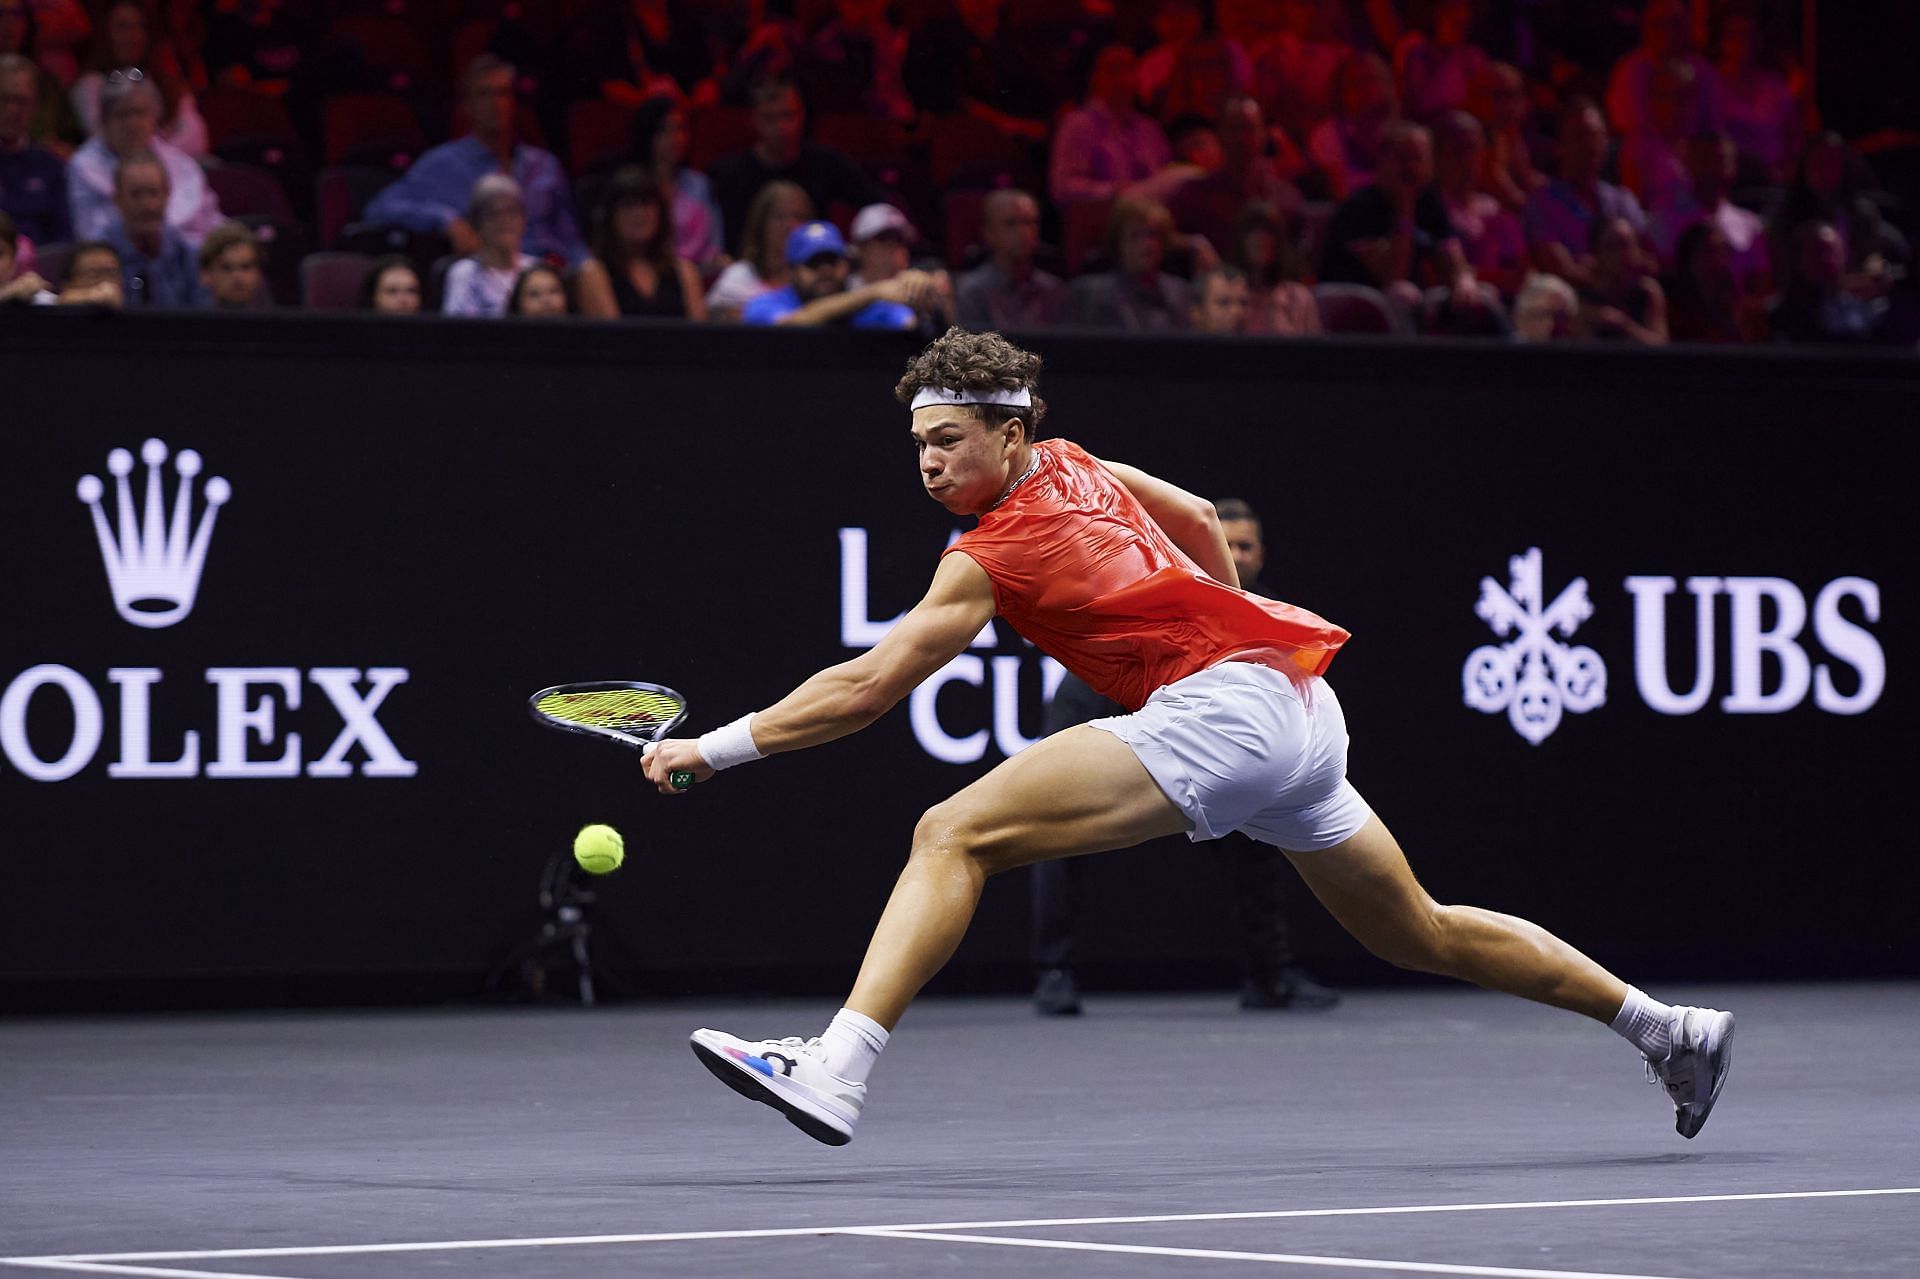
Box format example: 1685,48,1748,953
1610,985,1674,1059
818,1007,889,1085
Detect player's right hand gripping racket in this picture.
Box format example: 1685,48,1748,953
528,681,697,790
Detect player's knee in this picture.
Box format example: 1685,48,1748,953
1364,903,1452,975
909,800,986,868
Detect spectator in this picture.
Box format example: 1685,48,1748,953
1605,0,1721,140
797,0,912,125
1511,271,1575,341
1714,7,1799,184
903,0,1051,143
1174,94,1306,254
0,52,69,243
1049,44,1193,210
1667,222,1752,345
1648,132,1769,290
2,9,76,153
1188,262,1251,333
1306,52,1399,200
68,67,219,245
55,239,120,305
1434,110,1526,297
508,263,572,318
1319,122,1466,303
196,219,265,310
1395,0,1488,122
1770,220,1895,347
954,187,1064,332
1465,61,1544,213
441,174,536,317
1618,59,1698,210
100,148,200,306
739,218,932,328
0,206,53,301
575,165,706,321
1139,0,1252,124
704,177,810,321
356,255,422,315
1523,100,1646,288
70,0,204,157
1251,0,1351,136
1063,195,1190,332
362,55,587,267
622,97,724,271
1768,133,1910,281
847,202,911,288
707,77,875,260
1227,200,1319,336
1576,215,1666,344
849,202,954,329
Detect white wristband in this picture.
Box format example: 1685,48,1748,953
696,713,763,771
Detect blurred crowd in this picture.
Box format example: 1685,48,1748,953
2,0,1914,347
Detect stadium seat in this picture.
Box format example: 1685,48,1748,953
425,253,458,312
928,114,1026,189
813,112,907,178
300,251,374,311
941,188,988,270
1061,198,1113,276
1313,283,1408,336
31,241,73,289
200,85,299,152
207,164,297,227
322,92,428,168
688,105,754,172
567,100,636,176
315,165,400,249
326,14,434,95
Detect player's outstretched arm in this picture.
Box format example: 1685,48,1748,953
1095,458,1239,587
641,553,996,791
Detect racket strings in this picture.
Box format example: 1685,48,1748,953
537,688,686,731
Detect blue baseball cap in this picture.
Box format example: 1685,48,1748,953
785,221,849,266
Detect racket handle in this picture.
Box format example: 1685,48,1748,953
670,770,695,791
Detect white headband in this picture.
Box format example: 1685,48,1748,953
909,386,1033,412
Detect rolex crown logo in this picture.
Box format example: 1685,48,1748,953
77,438,232,629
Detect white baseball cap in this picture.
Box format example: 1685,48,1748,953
850,203,917,245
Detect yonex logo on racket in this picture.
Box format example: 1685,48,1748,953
1462,547,1607,745
76,439,230,629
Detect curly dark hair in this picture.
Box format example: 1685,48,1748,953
893,327,1048,436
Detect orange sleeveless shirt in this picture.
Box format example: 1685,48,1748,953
943,439,1350,711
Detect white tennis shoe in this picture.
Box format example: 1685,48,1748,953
1643,1005,1735,1138
689,1028,866,1146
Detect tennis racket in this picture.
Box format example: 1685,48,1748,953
528,681,697,790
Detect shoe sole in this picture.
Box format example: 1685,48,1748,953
689,1033,855,1147
1675,1011,1736,1139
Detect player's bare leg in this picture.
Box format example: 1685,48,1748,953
1284,812,1626,1020
1286,813,1735,1137
845,724,1190,1030
690,725,1186,1143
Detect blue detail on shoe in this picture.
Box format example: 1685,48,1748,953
744,1054,775,1077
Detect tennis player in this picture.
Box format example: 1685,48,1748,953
642,328,1733,1147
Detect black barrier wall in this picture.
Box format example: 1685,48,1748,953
2,312,1915,1010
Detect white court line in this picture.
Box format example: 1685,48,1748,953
5,1186,1916,1265
850,1228,1694,1279
0,1264,304,1279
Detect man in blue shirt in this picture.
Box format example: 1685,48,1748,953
742,221,935,328
102,152,203,308
0,54,71,246
361,55,586,266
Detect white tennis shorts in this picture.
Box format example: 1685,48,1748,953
1089,660,1372,852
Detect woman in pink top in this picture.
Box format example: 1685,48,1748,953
1714,9,1801,184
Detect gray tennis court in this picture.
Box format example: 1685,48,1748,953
3,982,1915,1277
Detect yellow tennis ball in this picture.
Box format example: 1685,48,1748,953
573,823,625,874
